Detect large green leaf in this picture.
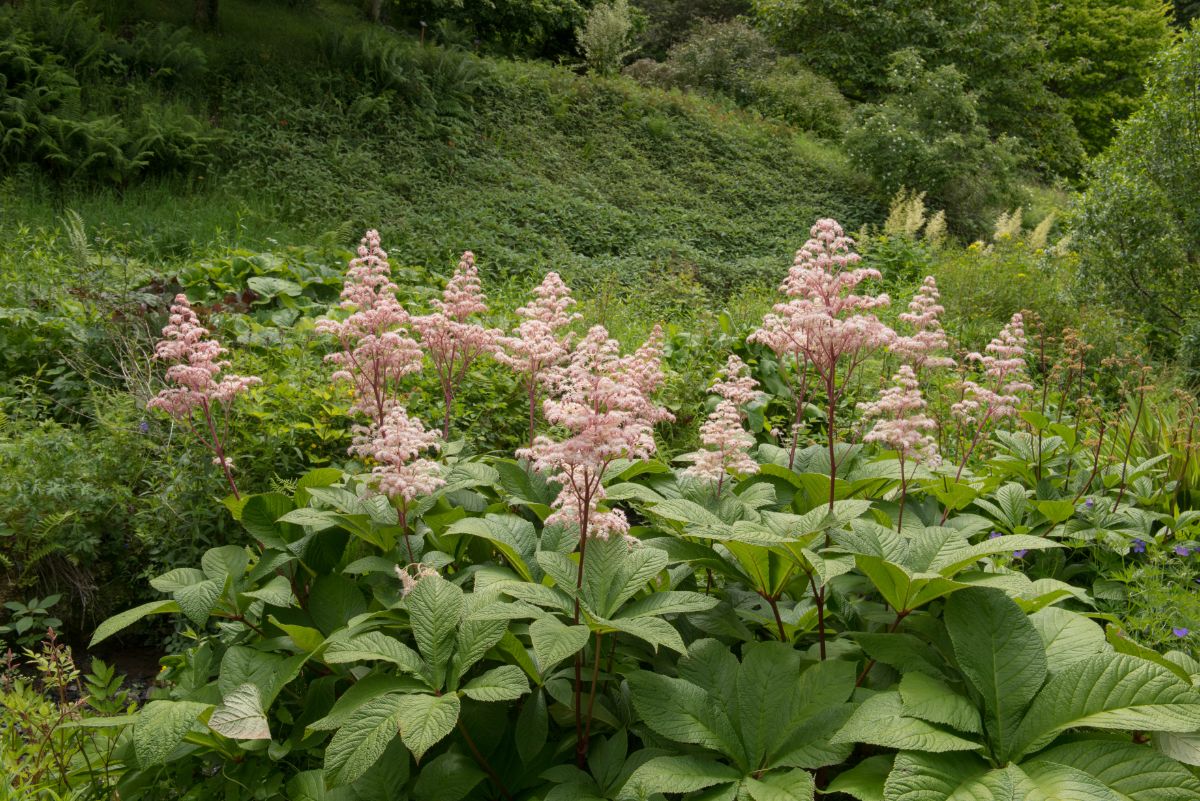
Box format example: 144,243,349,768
529,617,590,673
601,614,686,653
406,575,464,687
882,752,1040,801
396,692,460,761
1027,739,1200,800
410,752,486,801
624,755,740,797
90,600,182,646
825,755,892,801
446,515,538,582
856,555,965,613
899,672,982,735
945,588,1046,764
831,692,981,753
324,632,425,675
461,665,529,701
323,694,406,787
1029,607,1106,670
134,700,210,767
743,769,815,801
1013,653,1200,760
208,683,271,740
628,671,740,755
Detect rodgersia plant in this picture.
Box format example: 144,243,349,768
951,311,1034,481
315,230,424,430
495,271,580,447
411,251,503,439
750,218,893,490
858,364,938,530
685,355,763,494
147,293,261,499
892,275,955,372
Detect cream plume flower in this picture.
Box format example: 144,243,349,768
858,365,939,466
686,356,763,488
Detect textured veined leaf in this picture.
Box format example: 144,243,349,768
825,755,892,801
410,752,486,801
944,588,1046,764
446,515,538,582
406,575,464,687
529,617,590,673
602,615,686,653
461,665,529,701
1013,653,1200,759
1019,762,1122,801
831,692,981,753
627,671,740,754
650,498,726,527
882,752,1041,801
1029,606,1106,670
134,700,210,767
323,694,406,787
743,769,815,801
208,683,271,740
396,693,460,761
625,755,740,796
324,631,425,675
149,568,206,593
615,590,717,619
1027,739,1200,800
898,672,982,734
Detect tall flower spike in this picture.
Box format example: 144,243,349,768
949,313,1034,485
749,219,894,499
315,230,423,427
520,325,673,542
147,294,261,498
858,365,937,531
411,251,504,439
495,272,581,446
686,356,764,492
892,276,955,371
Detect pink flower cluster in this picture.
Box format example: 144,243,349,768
147,294,261,419
315,230,423,425
858,365,939,466
349,405,445,504
686,356,763,487
496,272,581,442
952,313,1034,424
750,219,893,388
520,325,673,540
410,251,503,438
892,277,954,371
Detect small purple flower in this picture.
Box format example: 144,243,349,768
138,420,150,434
989,531,1002,539
1131,539,1146,554
1173,627,1190,638
1176,545,1192,557
1085,498,1094,510
1012,549,1028,559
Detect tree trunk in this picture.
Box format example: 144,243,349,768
369,0,383,22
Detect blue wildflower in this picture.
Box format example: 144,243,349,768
1174,627,1190,638
1131,539,1146,554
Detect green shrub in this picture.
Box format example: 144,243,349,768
577,0,638,76
747,57,850,138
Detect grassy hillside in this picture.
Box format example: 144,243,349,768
3,0,878,296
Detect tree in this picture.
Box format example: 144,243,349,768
577,0,637,75
1043,0,1173,156
193,0,218,30
1074,26,1200,353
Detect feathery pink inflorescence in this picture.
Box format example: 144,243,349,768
892,276,955,370
495,271,580,384
315,230,423,425
952,313,1033,424
686,356,763,485
411,251,503,437
521,325,673,540
349,406,445,503
750,219,893,382
147,294,261,419
858,365,939,466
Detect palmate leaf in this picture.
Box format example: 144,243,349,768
529,617,590,673
1012,653,1200,760
944,588,1046,764
881,752,1037,801
324,631,425,676
627,671,740,755
1026,739,1200,800
856,555,966,613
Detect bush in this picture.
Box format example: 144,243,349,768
747,57,850,138
656,18,775,102
577,0,638,76
845,51,1020,236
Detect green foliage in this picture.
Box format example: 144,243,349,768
1074,25,1200,355
577,0,638,76
746,58,850,139
0,595,63,648
845,52,1020,235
